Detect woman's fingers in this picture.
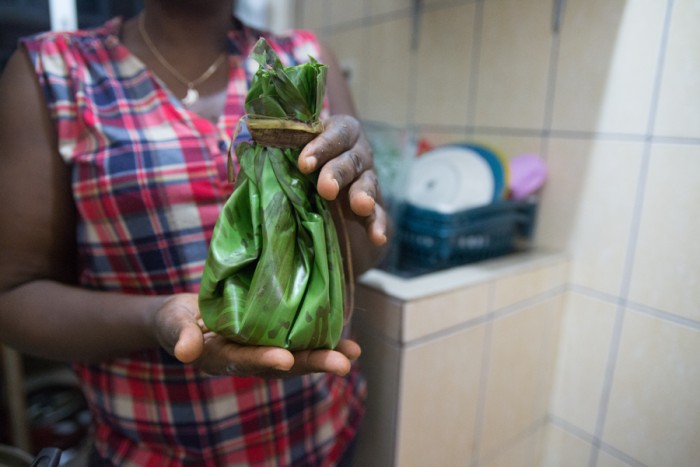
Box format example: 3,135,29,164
224,339,362,377
299,115,360,173
198,338,362,378
347,170,378,217
195,335,294,377
220,342,295,375
335,338,362,361
290,349,351,376
155,302,364,379
315,148,372,200
364,202,389,246
345,171,388,245
290,340,361,377
297,114,388,245
299,116,375,200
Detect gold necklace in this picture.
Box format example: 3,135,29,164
138,14,227,106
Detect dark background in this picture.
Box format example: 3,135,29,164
0,0,144,72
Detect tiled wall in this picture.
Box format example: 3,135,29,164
295,0,700,465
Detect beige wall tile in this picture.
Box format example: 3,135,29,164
412,3,475,127
395,325,486,466
492,261,568,310
324,28,370,116
469,133,544,161
363,17,413,125
369,0,409,17
548,139,644,296
327,0,366,26
403,282,489,342
551,0,665,135
535,138,590,251
475,0,552,130
481,425,544,467
537,294,566,408
296,0,326,31
479,299,559,460
628,144,700,321
603,311,700,467
654,0,700,138
538,423,591,467
549,292,616,433
596,450,633,467
311,3,700,467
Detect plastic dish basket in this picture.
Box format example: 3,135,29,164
383,199,538,277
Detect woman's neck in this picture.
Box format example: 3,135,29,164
141,1,233,55
120,0,236,114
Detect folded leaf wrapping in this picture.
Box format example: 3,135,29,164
198,38,346,350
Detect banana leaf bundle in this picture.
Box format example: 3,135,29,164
198,38,346,350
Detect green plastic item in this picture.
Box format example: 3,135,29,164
198,38,346,350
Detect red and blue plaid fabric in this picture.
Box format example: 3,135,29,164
22,18,365,466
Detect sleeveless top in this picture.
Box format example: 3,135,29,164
21,18,366,466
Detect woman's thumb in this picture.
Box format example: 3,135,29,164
173,321,204,363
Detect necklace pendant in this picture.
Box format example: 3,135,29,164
182,87,199,106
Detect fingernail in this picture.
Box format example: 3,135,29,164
302,156,317,172
331,178,341,198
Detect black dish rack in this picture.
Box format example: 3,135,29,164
381,199,538,277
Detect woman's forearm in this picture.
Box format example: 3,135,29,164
0,280,165,363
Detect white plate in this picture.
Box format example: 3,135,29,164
405,145,499,213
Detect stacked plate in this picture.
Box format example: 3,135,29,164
405,143,509,213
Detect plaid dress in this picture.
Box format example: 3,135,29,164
21,18,366,466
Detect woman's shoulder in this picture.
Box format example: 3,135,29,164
20,17,122,55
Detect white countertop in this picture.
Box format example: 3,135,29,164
358,250,567,301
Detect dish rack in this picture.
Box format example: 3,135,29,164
381,199,538,277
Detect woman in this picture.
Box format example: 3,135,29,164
0,0,388,465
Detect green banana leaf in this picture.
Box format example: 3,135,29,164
198,39,345,350
245,38,327,123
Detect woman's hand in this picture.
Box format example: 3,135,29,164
152,293,361,378
298,114,388,247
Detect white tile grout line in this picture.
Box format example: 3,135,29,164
549,415,647,467
465,0,485,136
405,24,419,130
587,302,627,467
363,0,371,23
477,417,549,467
394,123,700,145
401,284,567,350
389,340,403,467
627,302,700,330
469,278,496,467
540,0,564,161
322,0,332,33
587,1,676,466
568,284,700,331
549,413,595,444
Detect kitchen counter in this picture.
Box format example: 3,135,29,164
351,250,569,467
360,250,567,301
